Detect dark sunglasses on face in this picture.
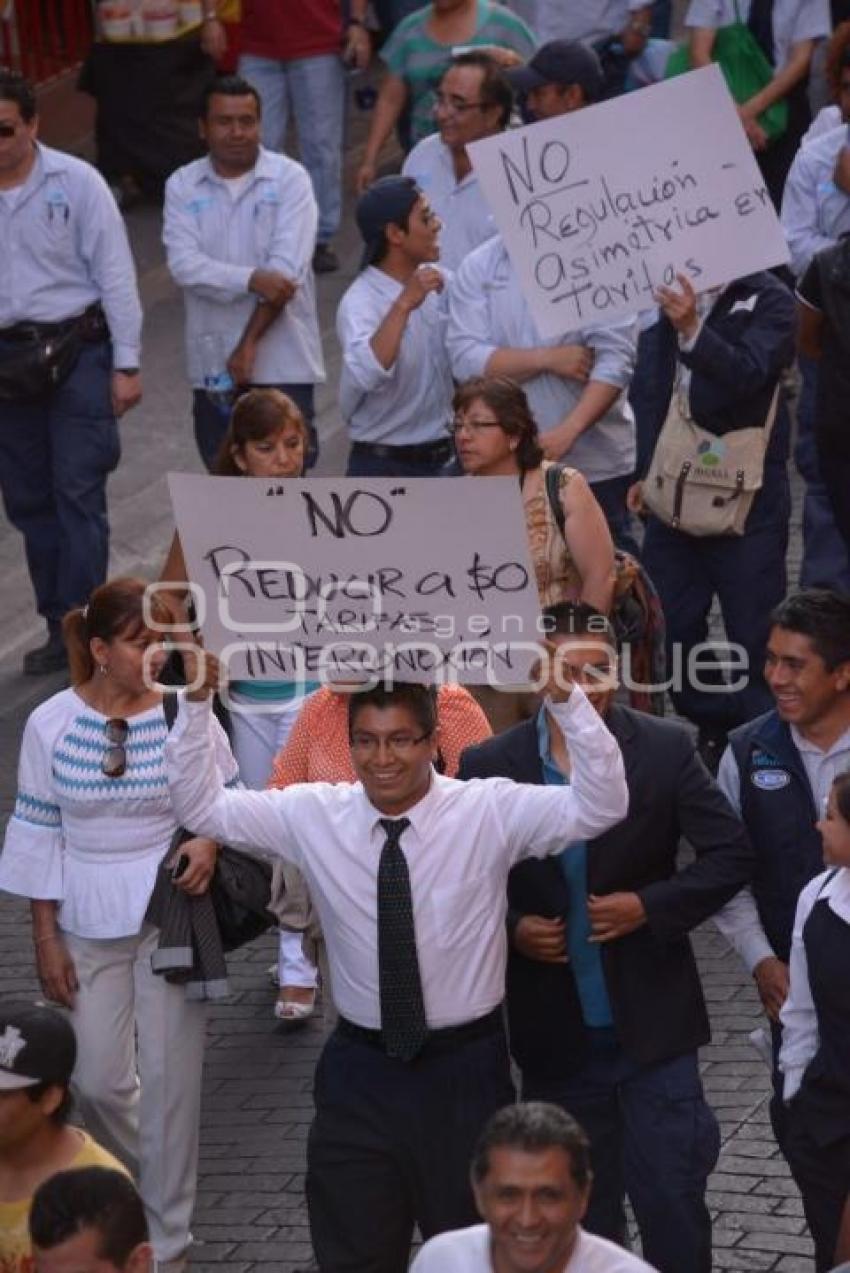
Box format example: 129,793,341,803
102,718,129,778
0,124,19,138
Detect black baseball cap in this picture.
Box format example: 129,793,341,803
355,175,422,269
506,40,605,103
0,1002,77,1091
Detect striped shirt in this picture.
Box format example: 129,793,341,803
382,0,536,145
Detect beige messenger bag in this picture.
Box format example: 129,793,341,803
642,381,780,537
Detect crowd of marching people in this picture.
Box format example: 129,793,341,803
2,0,850,1270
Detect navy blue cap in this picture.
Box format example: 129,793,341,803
355,175,422,269
506,40,604,103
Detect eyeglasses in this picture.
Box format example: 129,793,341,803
0,123,19,138
349,731,432,756
102,718,129,778
432,93,487,116
446,416,504,437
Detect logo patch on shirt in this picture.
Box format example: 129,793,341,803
751,769,791,791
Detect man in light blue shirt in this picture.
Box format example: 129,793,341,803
163,74,324,470
0,72,142,675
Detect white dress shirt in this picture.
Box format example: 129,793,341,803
781,125,850,279
163,148,325,387
779,866,850,1101
411,1223,658,1272
684,0,830,74
0,145,142,367
402,134,498,272
336,264,455,445
713,725,850,972
165,687,628,1029
447,236,637,483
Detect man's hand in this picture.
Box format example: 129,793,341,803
227,339,257,386
619,23,649,57
200,15,227,60
35,934,78,1007
111,371,142,417
355,160,378,195
173,837,219,896
626,481,646,515
753,955,790,1022
833,146,850,196
182,645,225,701
587,892,647,942
544,345,594,382
738,107,768,152
514,915,568,963
541,637,574,703
655,273,699,340
248,269,297,308
398,267,445,314
344,22,371,71
484,45,524,69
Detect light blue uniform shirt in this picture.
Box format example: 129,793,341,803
0,144,142,366
780,125,850,278
163,148,325,388
536,707,613,1028
447,235,637,483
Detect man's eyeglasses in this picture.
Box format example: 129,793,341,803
0,123,19,138
350,731,432,756
102,717,129,778
446,416,504,437
432,93,487,116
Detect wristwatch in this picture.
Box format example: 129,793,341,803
115,367,140,375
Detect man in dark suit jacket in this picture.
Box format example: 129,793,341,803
638,269,796,772
458,602,754,1273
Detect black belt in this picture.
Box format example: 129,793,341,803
0,303,108,345
336,1007,503,1057
350,438,452,465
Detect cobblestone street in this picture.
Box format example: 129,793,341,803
0,63,820,1269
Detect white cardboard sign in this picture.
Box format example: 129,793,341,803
468,64,790,335
167,474,543,685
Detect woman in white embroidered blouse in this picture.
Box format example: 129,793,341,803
0,577,237,1273
780,771,850,1271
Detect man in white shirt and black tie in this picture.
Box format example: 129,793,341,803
165,652,628,1272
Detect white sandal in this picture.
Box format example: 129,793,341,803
274,985,318,1023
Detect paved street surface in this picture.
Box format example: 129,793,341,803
0,101,816,1273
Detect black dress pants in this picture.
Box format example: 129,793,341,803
306,1023,514,1272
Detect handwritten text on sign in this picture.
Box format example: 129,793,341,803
167,474,543,685
468,65,790,335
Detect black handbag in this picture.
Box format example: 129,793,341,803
0,323,83,402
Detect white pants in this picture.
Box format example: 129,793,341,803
227,689,311,790
63,925,207,1262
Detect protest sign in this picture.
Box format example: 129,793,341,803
468,64,790,336
166,474,543,685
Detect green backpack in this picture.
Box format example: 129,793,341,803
665,0,788,142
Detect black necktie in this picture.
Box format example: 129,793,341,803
377,816,428,1062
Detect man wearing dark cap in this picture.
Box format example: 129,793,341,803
0,1003,125,1272
336,175,455,477
506,38,605,118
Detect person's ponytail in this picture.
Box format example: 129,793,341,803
62,608,94,686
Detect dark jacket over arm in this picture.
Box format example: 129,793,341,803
458,705,754,1075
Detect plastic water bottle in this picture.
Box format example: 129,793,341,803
198,333,235,408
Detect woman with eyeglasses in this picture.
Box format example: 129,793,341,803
0,576,237,1273
452,376,617,615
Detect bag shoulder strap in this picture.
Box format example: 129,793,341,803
544,461,567,537
162,691,179,732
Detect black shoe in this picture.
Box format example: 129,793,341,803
23,631,68,676
312,243,339,274
697,727,727,777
